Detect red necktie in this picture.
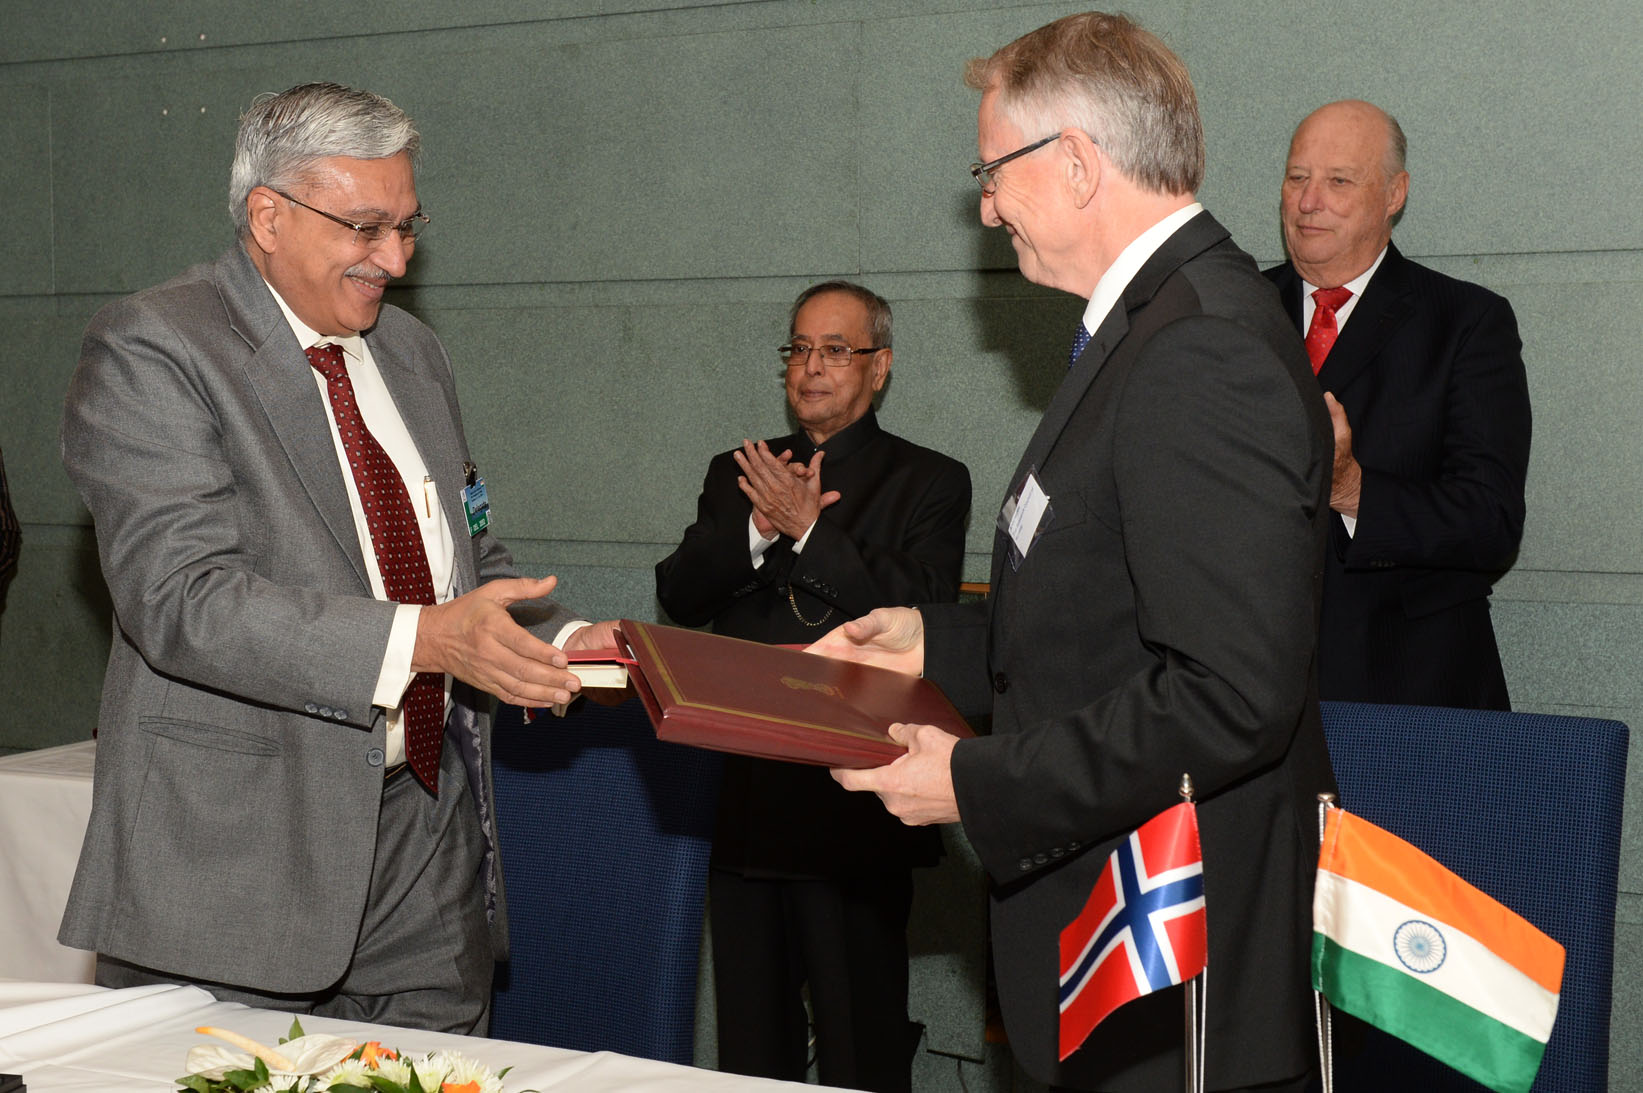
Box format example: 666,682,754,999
307,343,445,795
1305,286,1354,374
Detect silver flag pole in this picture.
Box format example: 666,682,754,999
1181,773,1204,1093
1314,792,1336,1093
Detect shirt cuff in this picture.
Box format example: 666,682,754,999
748,515,779,570
1341,513,1358,537
373,602,422,709
792,518,818,553
554,620,591,649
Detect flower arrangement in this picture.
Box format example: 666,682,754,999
175,1021,524,1093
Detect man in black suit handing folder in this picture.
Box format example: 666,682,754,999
819,14,1334,1091
656,281,970,1091
1265,100,1531,710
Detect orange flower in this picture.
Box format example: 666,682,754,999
360,1040,399,1066
441,1083,480,1093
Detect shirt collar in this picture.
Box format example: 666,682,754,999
1080,202,1205,337
1300,245,1388,300
263,280,366,364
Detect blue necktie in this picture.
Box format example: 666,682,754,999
1068,322,1092,368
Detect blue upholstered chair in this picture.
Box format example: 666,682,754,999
1318,701,1628,1093
488,696,721,1065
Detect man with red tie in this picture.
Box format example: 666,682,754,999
1264,100,1532,709
59,83,615,1033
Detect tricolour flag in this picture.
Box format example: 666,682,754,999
1313,807,1565,1093
1057,801,1206,1061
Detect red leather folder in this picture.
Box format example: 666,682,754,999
616,619,973,769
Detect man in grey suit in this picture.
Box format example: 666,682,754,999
818,13,1334,1091
59,82,614,1034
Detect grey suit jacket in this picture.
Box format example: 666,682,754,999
926,212,1337,1090
58,245,571,992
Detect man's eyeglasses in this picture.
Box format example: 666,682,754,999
970,134,1058,195
270,188,430,246
778,343,885,368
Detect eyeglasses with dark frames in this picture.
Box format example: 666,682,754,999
269,187,430,246
970,134,1059,195
777,342,886,368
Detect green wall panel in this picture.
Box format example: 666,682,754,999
0,82,54,296
0,310,94,523
0,1,767,65
406,20,865,284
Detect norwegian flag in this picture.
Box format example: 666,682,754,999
1057,801,1207,1060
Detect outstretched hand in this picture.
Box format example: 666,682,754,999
806,606,925,677
414,575,582,707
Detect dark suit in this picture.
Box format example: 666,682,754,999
1265,243,1530,709
58,246,574,1024
656,409,970,1089
923,211,1335,1090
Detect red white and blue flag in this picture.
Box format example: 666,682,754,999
1057,801,1207,1060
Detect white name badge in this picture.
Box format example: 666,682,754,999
1000,471,1052,568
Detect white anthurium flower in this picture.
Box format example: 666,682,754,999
184,1027,358,1081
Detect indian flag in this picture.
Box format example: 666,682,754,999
1313,807,1565,1093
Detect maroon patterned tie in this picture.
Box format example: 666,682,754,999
1305,286,1354,374
307,343,444,795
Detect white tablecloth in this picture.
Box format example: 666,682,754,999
0,981,830,1091
0,742,97,984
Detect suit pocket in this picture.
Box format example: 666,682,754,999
114,718,291,949
139,716,281,756
1029,486,1092,537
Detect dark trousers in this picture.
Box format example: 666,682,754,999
710,867,920,1093
98,745,493,1034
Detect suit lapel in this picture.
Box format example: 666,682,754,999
990,211,1231,591
216,248,373,590
1316,243,1415,392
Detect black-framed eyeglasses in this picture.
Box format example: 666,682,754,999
269,187,430,246
778,342,885,368
970,134,1058,195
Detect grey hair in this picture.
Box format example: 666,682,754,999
229,82,420,240
788,281,894,349
1384,112,1408,177
964,12,1204,197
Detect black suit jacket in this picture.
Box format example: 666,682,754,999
1265,244,1530,709
925,212,1335,1089
655,410,971,875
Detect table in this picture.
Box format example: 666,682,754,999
0,742,97,984
0,981,831,1091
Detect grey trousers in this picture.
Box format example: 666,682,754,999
98,744,493,1035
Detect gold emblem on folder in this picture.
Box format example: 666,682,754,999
780,675,843,699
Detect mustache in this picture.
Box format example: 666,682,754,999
344,263,392,283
